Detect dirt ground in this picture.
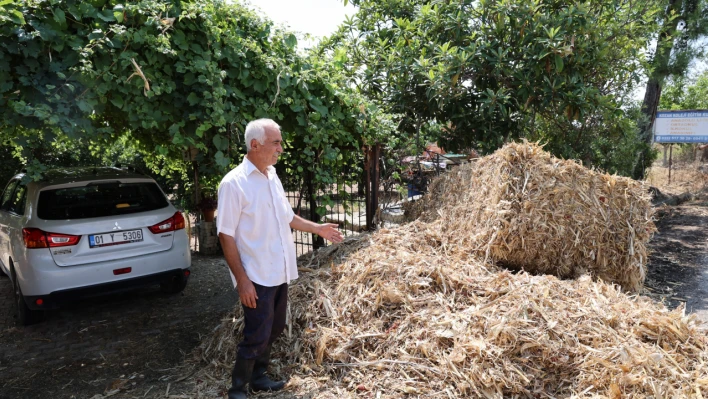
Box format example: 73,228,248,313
642,198,708,325
1,163,707,399
644,201,708,324
643,161,708,325
0,255,238,399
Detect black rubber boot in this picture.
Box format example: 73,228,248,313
250,345,286,392
227,356,255,399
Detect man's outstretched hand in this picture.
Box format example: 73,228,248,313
290,216,344,243
316,223,344,243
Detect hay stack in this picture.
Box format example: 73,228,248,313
173,142,687,398
183,222,707,398
410,141,655,292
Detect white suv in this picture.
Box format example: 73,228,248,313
0,167,191,325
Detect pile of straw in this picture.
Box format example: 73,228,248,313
184,221,707,398
175,142,704,398
408,141,656,292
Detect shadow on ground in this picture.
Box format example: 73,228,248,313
644,201,708,323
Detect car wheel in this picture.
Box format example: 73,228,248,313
160,274,188,294
11,268,45,326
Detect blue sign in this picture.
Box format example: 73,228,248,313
654,110,708,143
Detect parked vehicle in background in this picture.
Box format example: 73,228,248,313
0,167,191,325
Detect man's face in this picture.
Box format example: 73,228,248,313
253,127,283,167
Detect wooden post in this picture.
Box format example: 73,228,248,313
364,144,381,231
307,163,324,250
662,144,668,167
372,144,380,229
364,145,372,229
193,160,200,253
193,160,200,221
668,144,673,185
194,159,219,255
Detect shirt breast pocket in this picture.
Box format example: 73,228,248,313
240,196,255,217
278,196,293,217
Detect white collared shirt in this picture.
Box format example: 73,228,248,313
217,157,297,288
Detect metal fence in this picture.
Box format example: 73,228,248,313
282,178,368,256
278,145,380,256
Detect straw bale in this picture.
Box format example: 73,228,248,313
184,221,706,398
409,141,656,292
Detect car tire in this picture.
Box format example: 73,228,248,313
11,268,45,326
160,274,188,294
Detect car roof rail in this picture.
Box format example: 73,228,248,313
112,162,138,172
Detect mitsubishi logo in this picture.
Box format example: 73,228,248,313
112,222,122,230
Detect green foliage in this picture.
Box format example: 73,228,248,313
646,0,708,82
0,142,23,189
0,0,389,206
528,105,653,176
0,134,188,204
325,0,663,174
634,0,708,178
660,70,708,110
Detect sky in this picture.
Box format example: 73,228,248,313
248,0,357,47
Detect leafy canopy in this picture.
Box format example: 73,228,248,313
0,0,390,200
325,0,663,175
660,70,708,111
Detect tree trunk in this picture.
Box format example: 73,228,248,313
633,0,683,179
640,78,662,136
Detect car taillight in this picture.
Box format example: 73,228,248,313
23,228,48,248
174,211,185,230
47,232,81,247
23,228,81,248
148,212,186,234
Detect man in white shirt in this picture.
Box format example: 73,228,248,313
217,118,343,399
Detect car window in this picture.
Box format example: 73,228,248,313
37,181,170,220
7,183,27,215
0,180,19,211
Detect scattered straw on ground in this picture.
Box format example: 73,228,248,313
174,142,705,398
181,221,706,398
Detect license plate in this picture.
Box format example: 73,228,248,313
89,229,143,248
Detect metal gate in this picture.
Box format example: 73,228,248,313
279,144,381,255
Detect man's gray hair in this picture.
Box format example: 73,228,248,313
244,119,280,152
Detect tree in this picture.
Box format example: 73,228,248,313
0,0,390,208
633,0,708,178
321,0,664,175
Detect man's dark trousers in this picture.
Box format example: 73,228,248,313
238,282,288,359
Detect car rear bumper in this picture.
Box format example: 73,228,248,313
23,268,190,310
14,230,191,296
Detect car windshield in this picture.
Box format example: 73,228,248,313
37,182,169,220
